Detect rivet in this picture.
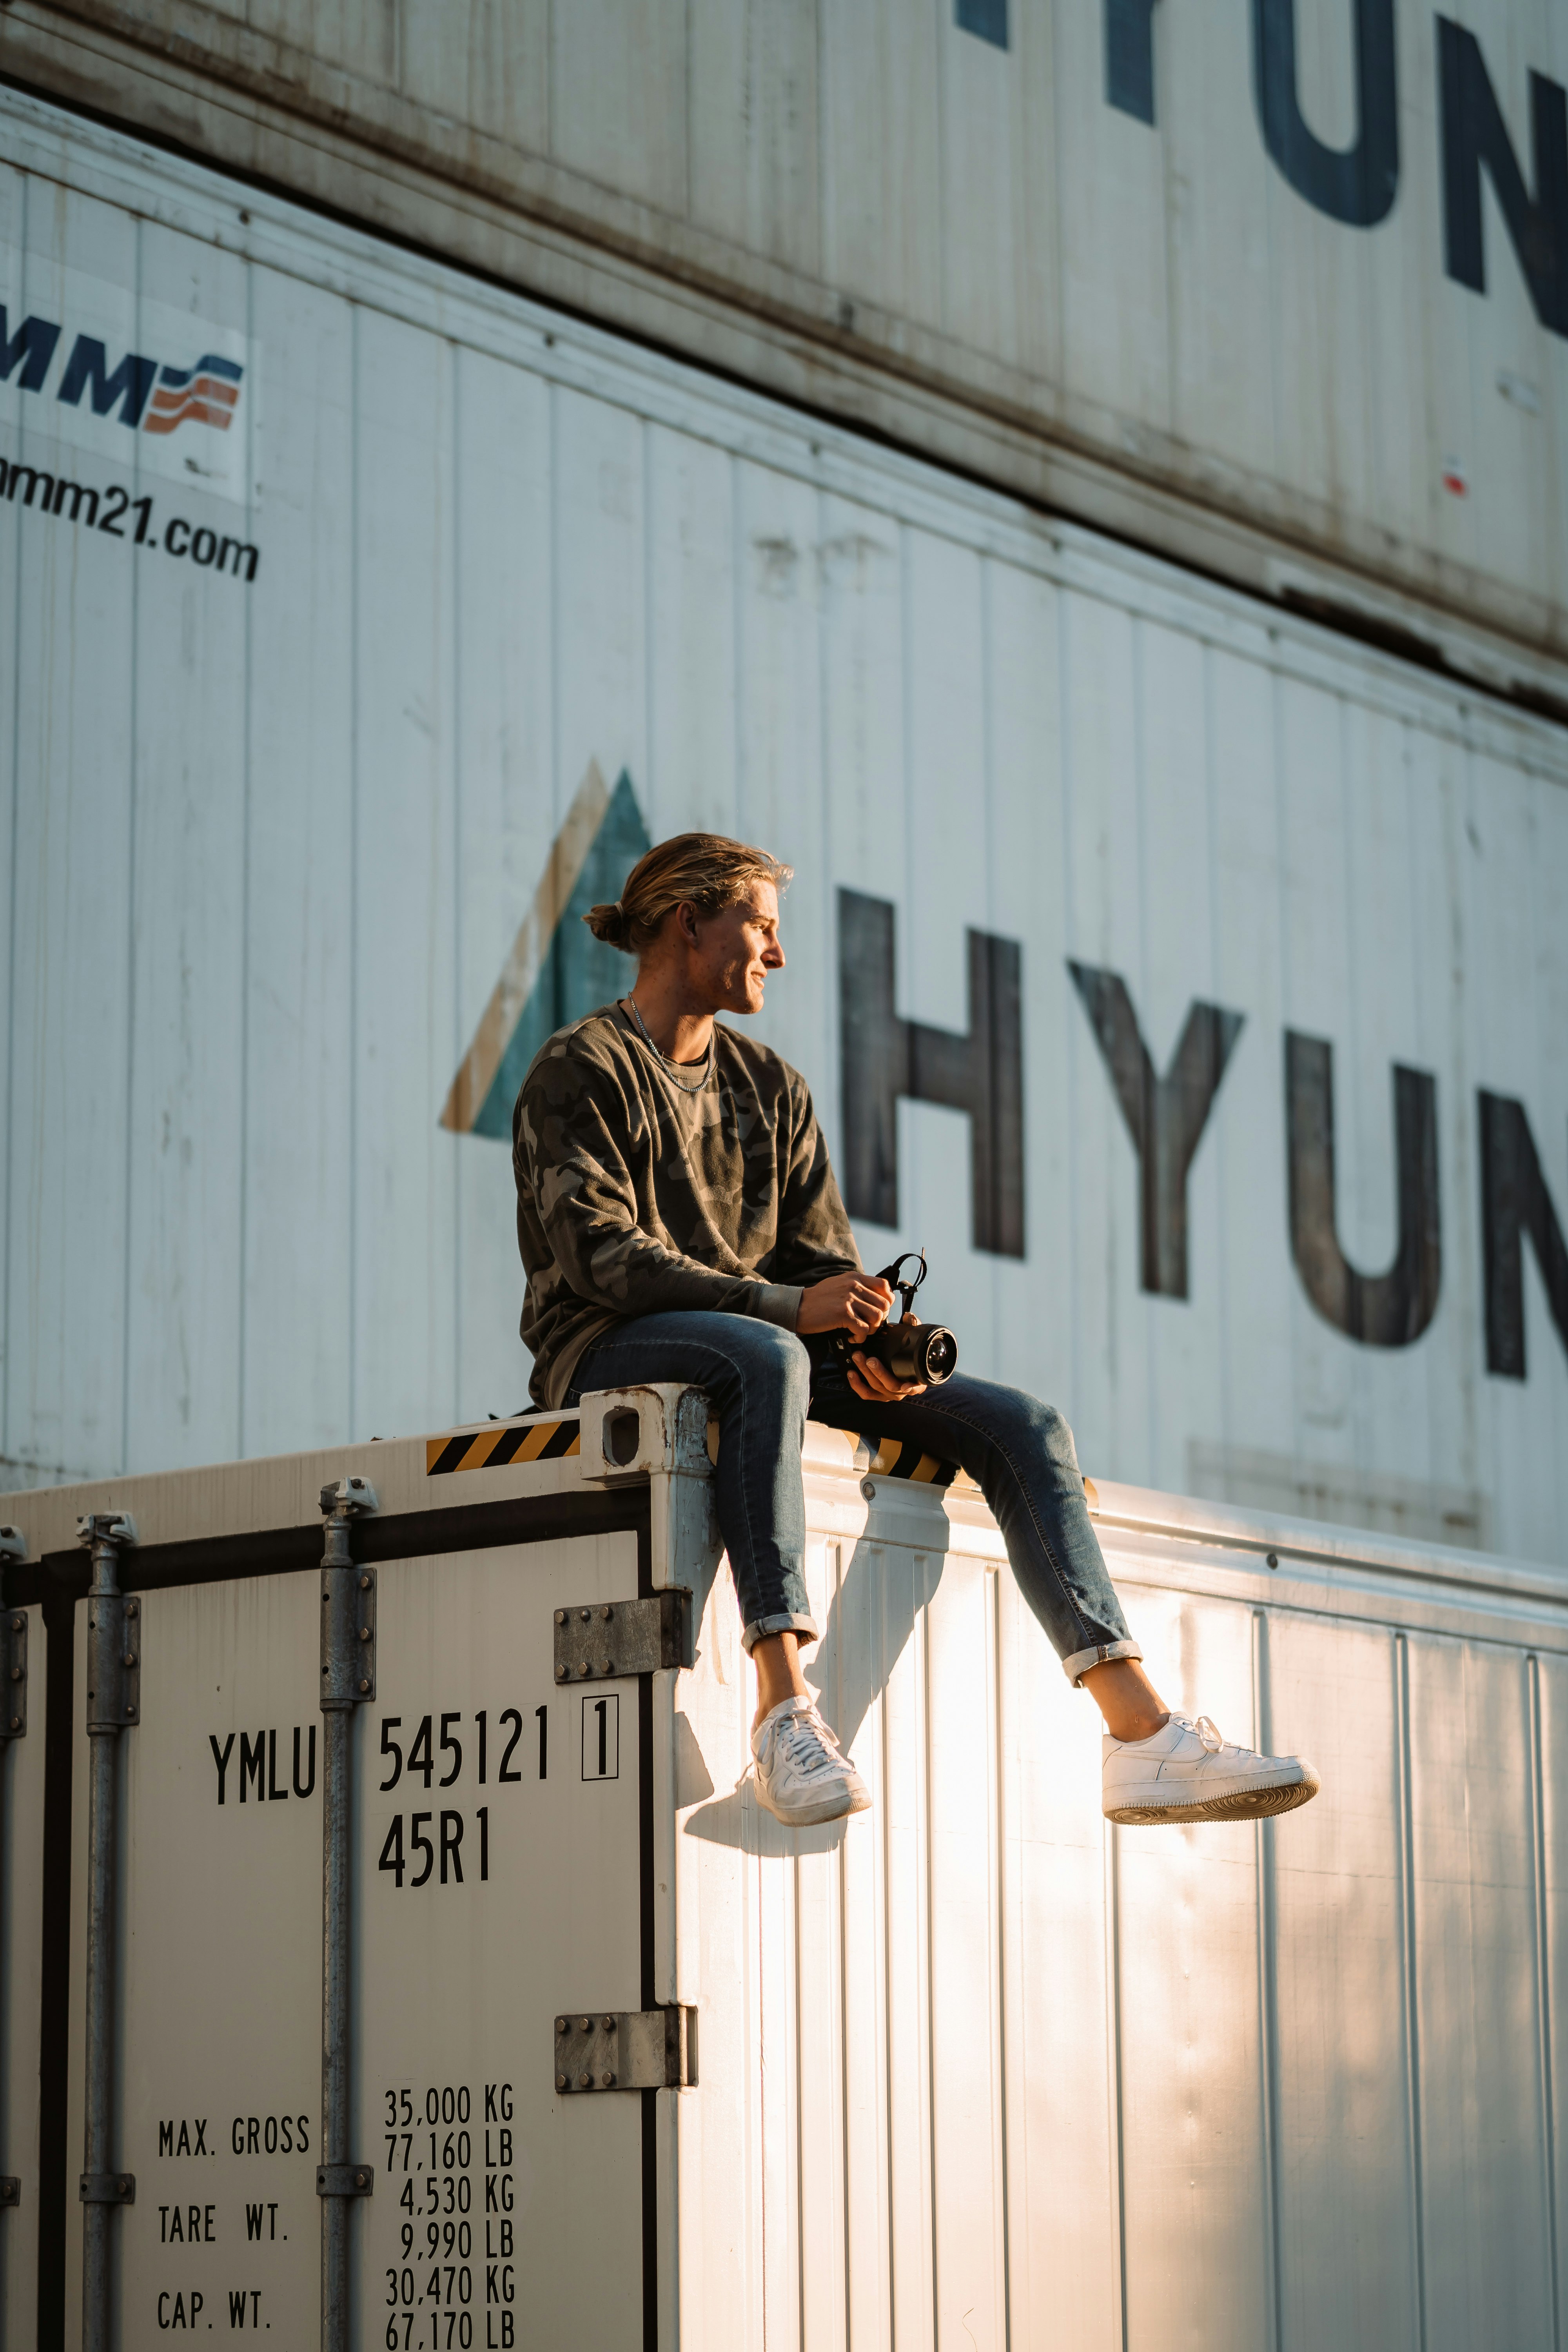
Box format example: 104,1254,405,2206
601,1604,613,1621
1266,1552,1279,1569
602,2014,615,2031
556,1610,566,1626
121,1654,135,1670
860,1479,876,1501
578,2073,591,2089
555,2073,568,2091
126,1600,139,1618
9,1666,19,1680
579,1608,590,1623
126,1703,136,1716
355,2172,367,2189
580,1663,590,1678
9,1718,18,1731
118,2178,129,2196
11,1615,22,1631
555,1666,566,1682
556,2017,568,2033
578,2016,591,2032
601,2073,614,2087
359,1627,372,1641
359,1575,371,1591
602,1659,612,1674
358,1678,370,1693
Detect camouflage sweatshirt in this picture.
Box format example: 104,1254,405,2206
513,1002,862,1407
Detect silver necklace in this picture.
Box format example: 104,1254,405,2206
624,998,713,1094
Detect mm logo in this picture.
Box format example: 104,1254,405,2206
0,306,243,435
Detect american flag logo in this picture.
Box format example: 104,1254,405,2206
142,352,244,437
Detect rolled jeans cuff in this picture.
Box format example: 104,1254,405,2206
1061,1637,1143,1689
741,1610,820,1655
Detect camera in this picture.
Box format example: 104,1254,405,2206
830,1250,958,1387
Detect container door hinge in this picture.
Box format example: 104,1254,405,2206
316,2164,374,2198
79,1515,140,1731
79,2174,135,2204
554,2006,697,2092
553,1591,686,1685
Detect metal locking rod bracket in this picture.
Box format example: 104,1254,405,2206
553,1591,687,1685
79,2174,135,2204
553,2007,697,2093
316,2165,374,2198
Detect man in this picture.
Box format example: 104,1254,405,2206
512,832,1320,1830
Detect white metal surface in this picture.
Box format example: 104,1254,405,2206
677,1425,1568,2352
2,4,1565,655
4,1401,1567,2347
2,90,1568,1571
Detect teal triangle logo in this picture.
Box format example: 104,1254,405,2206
442,760,652,1138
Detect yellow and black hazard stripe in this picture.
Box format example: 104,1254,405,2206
426,1416,581,1477
861,1438,959,1486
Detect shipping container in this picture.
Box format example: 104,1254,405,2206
4,4,1568,668
2,1386,1567,2347
3,88,1566,1565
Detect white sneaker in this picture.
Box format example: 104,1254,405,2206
752,1697,871,1828
1102,1712,1321,1824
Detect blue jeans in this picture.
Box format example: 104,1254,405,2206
568,1312,1141,1686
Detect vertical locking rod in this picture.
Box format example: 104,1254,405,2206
78,1510,139,2352
0,1526,28,2263
318,1477,377,2351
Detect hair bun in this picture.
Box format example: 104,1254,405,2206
581,835,791,959
583,900,631,949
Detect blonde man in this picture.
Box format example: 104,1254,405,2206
512,833,1319,1829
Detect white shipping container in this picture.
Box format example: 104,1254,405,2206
2,1391,1567,2348
4,0,1567,659
2,87,1568,1570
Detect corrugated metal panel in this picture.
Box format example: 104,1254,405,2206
3,4,1567,650
673,1428,1568,2350
2,94,1568,1572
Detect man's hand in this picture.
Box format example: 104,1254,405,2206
796,1272,894,1339
797,1276,928,1401
846,1350,927,1405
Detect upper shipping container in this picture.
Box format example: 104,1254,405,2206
2,91,1567,1567
2,0,1568,666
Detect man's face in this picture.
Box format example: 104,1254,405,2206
689,882,784,1014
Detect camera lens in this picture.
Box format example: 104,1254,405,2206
923,1329,957,1383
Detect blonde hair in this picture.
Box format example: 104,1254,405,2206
584,832,792,956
